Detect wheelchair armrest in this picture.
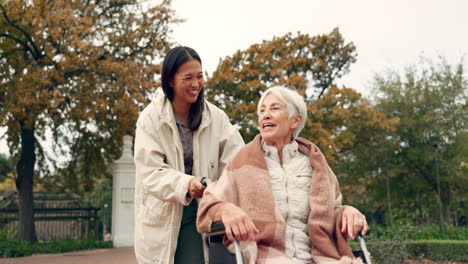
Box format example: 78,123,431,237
207,221,226,237
205,221,244,264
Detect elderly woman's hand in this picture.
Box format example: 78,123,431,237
216,202,259,242
341,206,368,240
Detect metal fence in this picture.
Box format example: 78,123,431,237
0,192,101,241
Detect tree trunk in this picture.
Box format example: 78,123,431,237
15,127,37,243
441,182,452,225
385,177,393,226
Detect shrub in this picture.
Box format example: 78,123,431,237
0,229,16,241
406,240,468,262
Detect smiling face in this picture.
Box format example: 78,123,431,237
258,94,301,147
170,59,204,106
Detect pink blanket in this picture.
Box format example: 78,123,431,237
197,135,362,264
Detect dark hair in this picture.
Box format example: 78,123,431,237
161,46,204,130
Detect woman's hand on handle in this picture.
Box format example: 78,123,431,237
188,176,206,199
217,203,259,242
341,206,368,239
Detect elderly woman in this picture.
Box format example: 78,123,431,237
197,86,368,264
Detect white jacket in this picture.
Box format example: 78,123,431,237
134,92,244,264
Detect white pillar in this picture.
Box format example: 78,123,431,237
111,135,135,247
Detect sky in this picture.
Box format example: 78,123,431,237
169,0,468,96
1,0,467,156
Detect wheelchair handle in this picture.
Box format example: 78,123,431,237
357,228,372,264
358,228,370,237
201,176,212,186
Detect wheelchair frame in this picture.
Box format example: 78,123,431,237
205,222,372,264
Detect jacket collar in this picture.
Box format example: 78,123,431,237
261,140,300,164
155,91,211,130
235,135,324,171
155,92,176,127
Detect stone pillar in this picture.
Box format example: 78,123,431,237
111,135,135,247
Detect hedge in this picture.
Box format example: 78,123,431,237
351,239,468,263
406,240,468,262
370,225,468,240
0,239,113,258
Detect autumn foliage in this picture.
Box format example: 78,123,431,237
0,0,179,242
206,29,397,161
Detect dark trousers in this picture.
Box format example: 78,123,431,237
174,199,204,264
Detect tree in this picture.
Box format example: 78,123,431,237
329,90,401,225
206,28,357,142
303,86,399,226
304,86,399,166
372,57,468,225
206,29,400,225
0,0,180,243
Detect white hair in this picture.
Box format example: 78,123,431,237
257,86,307,139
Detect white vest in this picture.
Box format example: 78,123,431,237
262,140,313,261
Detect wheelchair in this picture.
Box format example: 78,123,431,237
205,222,372,264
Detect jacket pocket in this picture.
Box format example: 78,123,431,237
208,160,218,180
139,195,171,226
295,174,312,190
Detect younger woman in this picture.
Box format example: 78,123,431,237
134,46,244,264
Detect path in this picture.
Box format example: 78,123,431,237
0,247,137,264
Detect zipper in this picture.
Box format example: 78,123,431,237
280,165,289,222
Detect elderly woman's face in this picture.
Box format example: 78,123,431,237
258,94,298,146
